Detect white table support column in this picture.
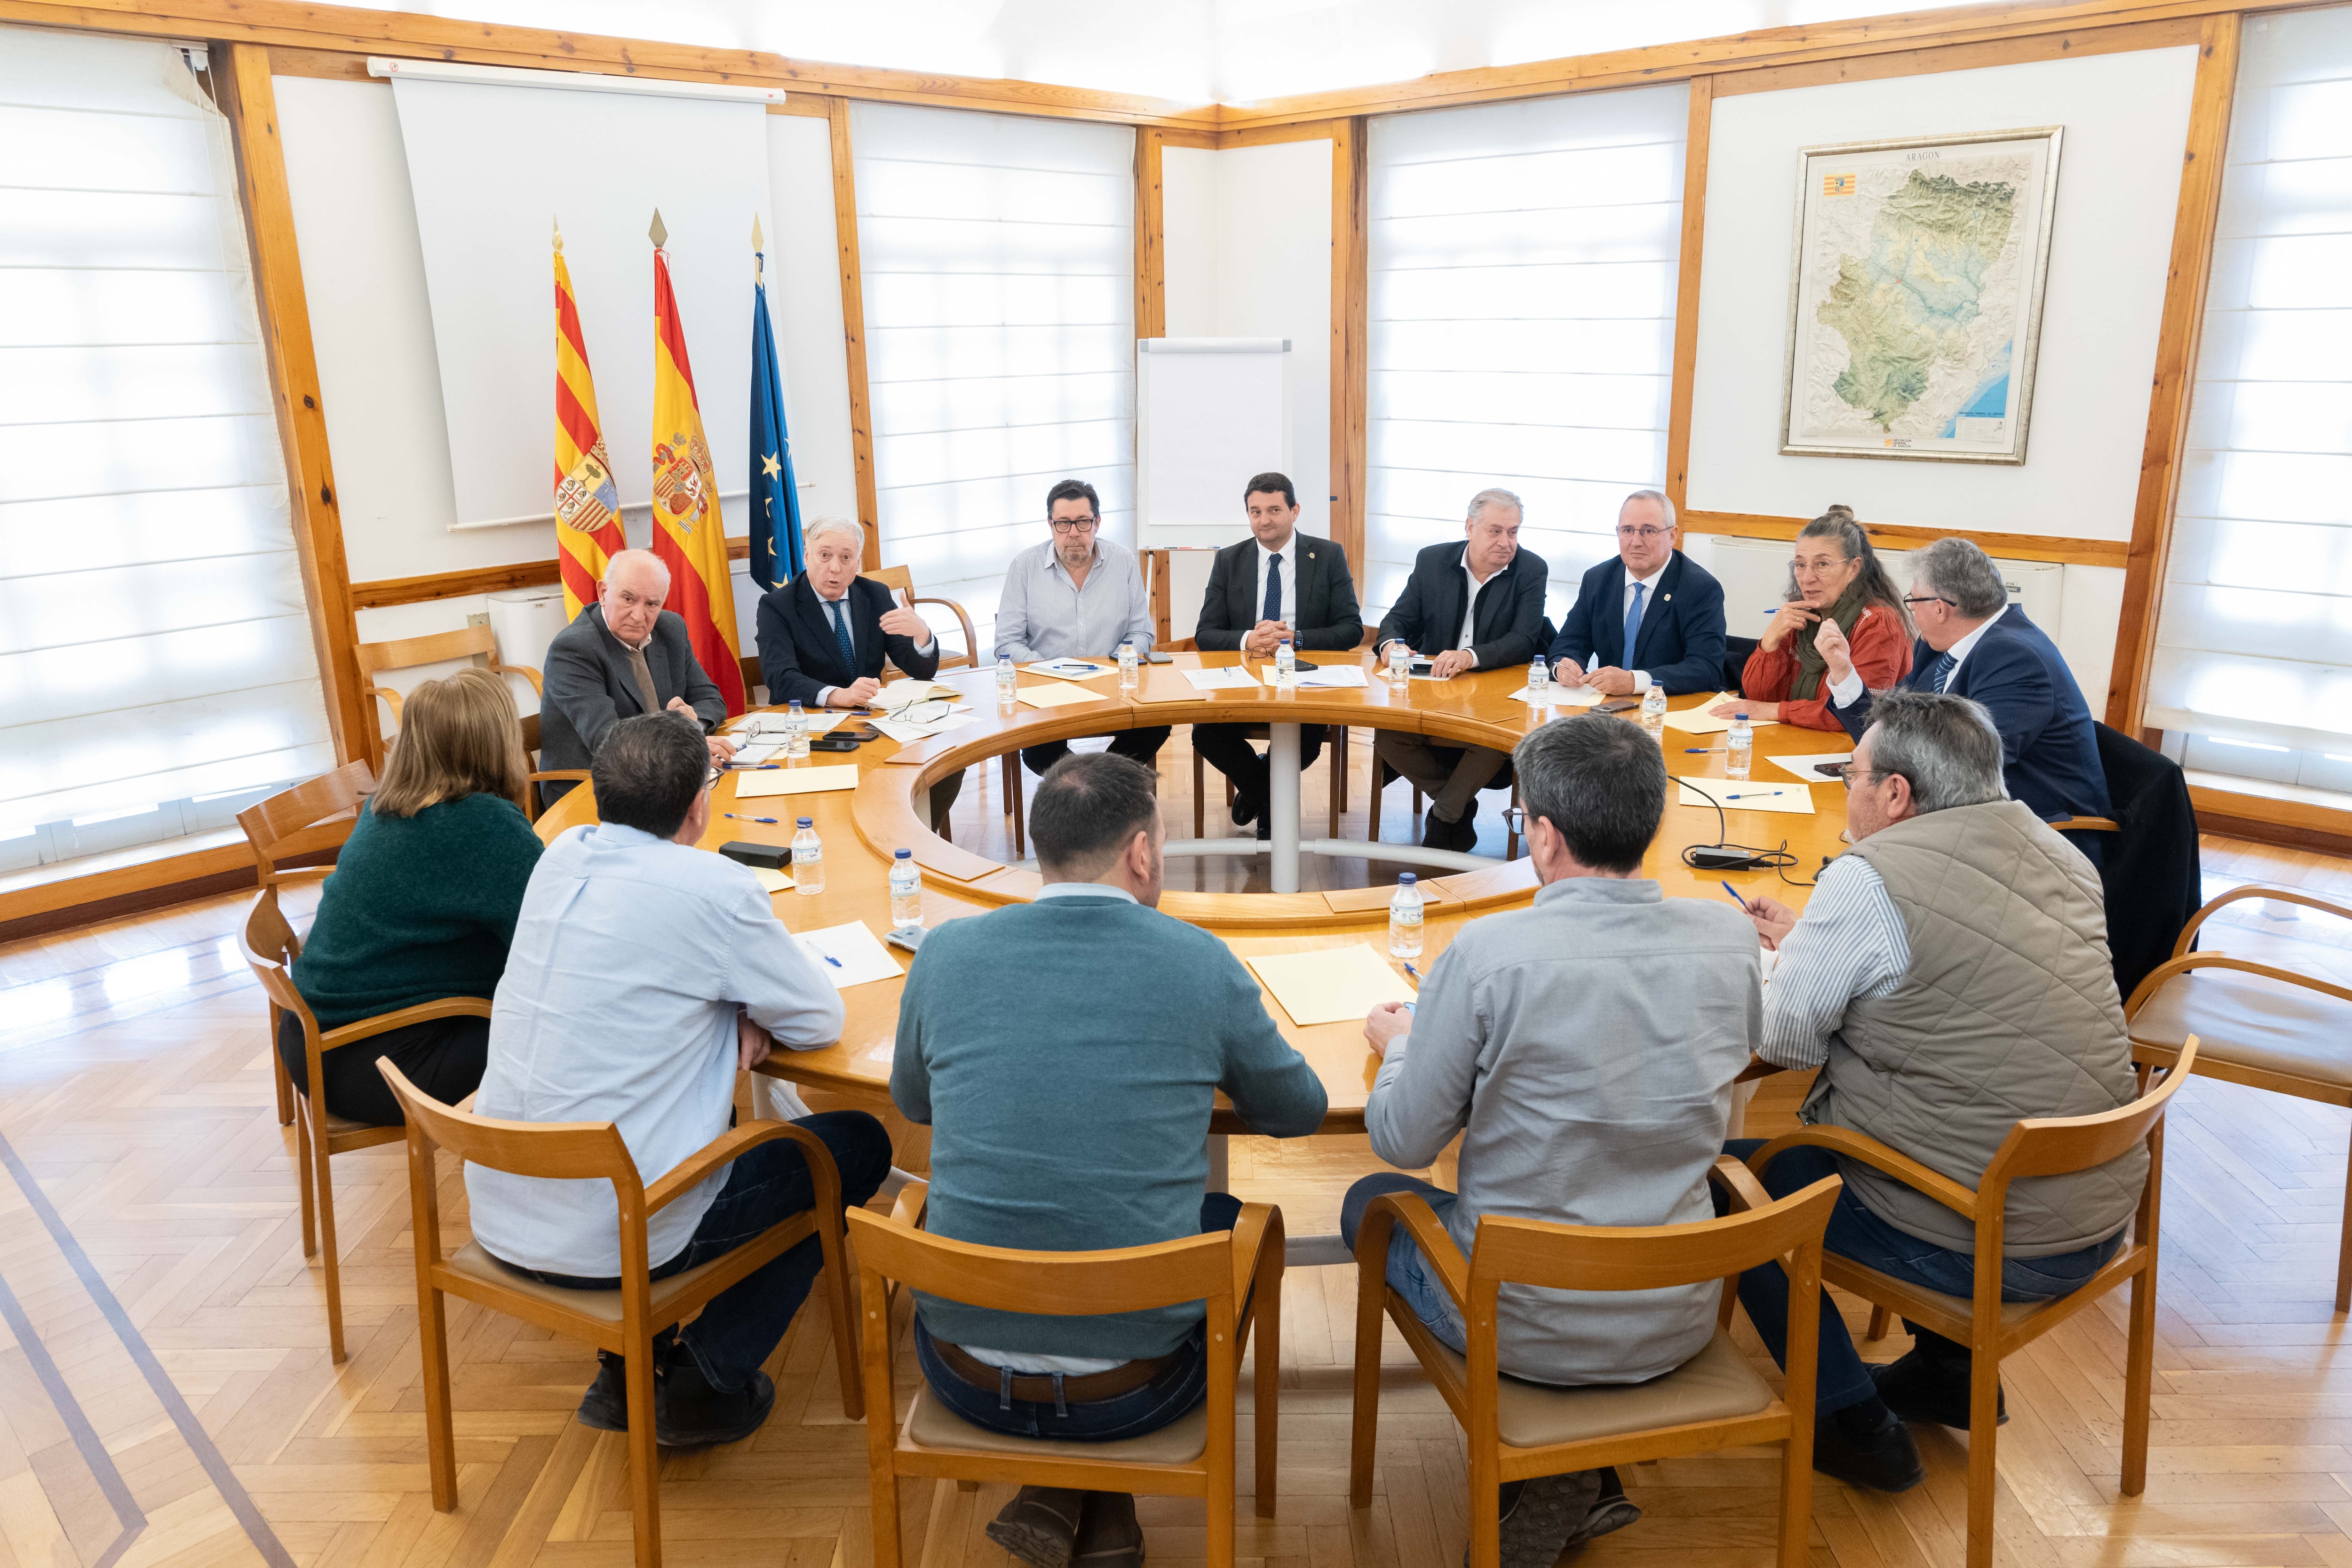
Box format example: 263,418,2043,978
1266,721,1302,893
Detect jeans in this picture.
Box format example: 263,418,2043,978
1339,1174,1469,1355
1020,727,1173,778
914,1192,1242,1441
1720,1138,2127,1413
500,1110,891,1391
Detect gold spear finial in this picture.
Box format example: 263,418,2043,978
648,208,667,249
553,215,563,254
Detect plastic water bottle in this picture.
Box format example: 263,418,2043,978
784,699,810,759
1388,641,1410,687
791,817,824,895
995,655,1017,701
1117,641,1138,690
1389,873,1424,960
1274,637,1296,687
1640,683,1668,732
1727,711,1753,780
1527,655,1550,696
889,847,922,928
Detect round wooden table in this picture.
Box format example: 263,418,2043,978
533,651,1855,1142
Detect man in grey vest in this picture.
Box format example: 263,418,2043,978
1732,690,2146,1492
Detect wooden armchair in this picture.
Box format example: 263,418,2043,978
379,1062,864,1568
237,885,489,1362
1349,1160,1842,1568
356,622,542,737
2127,884,2352,1303
861,564,979,673
847,1197,1286,1568
237,761,376,1127
1747,1037,2198,1568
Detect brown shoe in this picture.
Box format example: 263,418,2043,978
986,1486,1086,1568
1073,1491,1144,1568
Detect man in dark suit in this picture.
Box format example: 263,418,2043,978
1817,536,2110,862
540,549,735,803
1548,490,1727,697
1372,489,1550,851
755,516,961,825
1191,472,1364,837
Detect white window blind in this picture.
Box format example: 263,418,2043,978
1365,84,1687,629
0,28,329,861
850,102,1135,653
2149,5,2352,781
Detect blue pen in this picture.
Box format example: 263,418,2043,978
820,953,843,969
1720,880,1752,914
1682,747,1718,753
1403,961,1421,980
725,812,781,824
725,763,781,770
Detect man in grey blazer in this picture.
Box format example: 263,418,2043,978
540,549,735,803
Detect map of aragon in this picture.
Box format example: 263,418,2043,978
1815,169,2019,429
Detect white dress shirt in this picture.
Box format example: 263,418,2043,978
1828,602,2006,709
468,822,847,1275
1605,562,1669,692
814,591,936,708
1757,854,1909,1071
1455,555,1495,665
1254,535,1299,629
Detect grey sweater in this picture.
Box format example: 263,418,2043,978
892,894,1327,1359
1367,877,1759,1385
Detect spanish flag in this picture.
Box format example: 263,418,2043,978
552,225,626,622
649,220,747,715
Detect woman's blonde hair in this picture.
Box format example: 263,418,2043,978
371,666,530,819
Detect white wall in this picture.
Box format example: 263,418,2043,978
271,78,852,718
1161,140,1332,554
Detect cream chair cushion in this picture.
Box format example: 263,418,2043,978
447,1240,744,1324
905,1384,1210,1465
2130,968,2352,1090
1430,1329,1772,1449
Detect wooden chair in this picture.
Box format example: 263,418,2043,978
1748,1038,2199,1568
1349,1160,1842,1568
238,761,377,1127
355,623,542,737
848,1194,1286,1568
379,1062,865,1568
236,884,489,1361
518,709,589,823
2127,884,2352,1305
862,564,979,674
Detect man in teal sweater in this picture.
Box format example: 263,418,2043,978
893,752,1326,1568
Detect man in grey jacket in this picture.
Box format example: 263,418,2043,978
1343,713,1758,1565
1733,689,2147,1494
539,549,734,802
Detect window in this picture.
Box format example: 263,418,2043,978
1365,84,1688,629
2150,6,2352,796
0,28,329,872
850,102,1136,655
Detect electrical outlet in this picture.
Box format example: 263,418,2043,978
466,612,490,629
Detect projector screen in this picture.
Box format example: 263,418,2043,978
388,75,771,529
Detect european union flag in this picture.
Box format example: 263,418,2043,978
748,251,802,590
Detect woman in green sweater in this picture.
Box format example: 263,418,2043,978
279,666,544,1126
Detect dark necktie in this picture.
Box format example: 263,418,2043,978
1929,651,1957,692
1263,551,1283,625
826,598,856,676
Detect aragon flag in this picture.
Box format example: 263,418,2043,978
552,224,626,622
648,215,747,716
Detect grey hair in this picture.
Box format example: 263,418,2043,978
1865,688,2008,813
1622,488,1677,532
1510,713,1666,874
802,515,865,553
1911,537,2008,619
604,547,670,589
1467,487,1524,523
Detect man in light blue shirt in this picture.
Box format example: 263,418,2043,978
470,713,890,1448
993,478,1170,777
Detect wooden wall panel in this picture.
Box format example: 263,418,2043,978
1664,75,1712,516
828,97,882,572
1330,118,1369,590
1136,128,1166,340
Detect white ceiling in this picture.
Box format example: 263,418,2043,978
402,0,1990,107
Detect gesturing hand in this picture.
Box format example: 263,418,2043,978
1744,894,1798,952
878,590,930,641
1814,615,1854,686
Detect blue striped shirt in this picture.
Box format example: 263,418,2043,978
1759,854,1909,1071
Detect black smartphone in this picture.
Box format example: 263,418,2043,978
811,733,863,752
1596,697,1641,714
1812,761,1847,779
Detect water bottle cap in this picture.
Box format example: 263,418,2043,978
788,699,803,711
797,817,813,828
895,847,911,860
1398,872,1417,885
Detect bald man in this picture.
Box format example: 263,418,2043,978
539,549,735,804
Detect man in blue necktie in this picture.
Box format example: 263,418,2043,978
1546,491,1727,699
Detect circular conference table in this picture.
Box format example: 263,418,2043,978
533,651,1854,1154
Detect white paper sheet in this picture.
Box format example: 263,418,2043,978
1677,780,1815,816
1256,663,1369,688
1772,751,1852,783
1181,667,1261,691
1508,684,1604,706
1027,659,1116,681
793,922,904,989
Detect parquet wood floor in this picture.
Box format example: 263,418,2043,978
7,752,2352,1568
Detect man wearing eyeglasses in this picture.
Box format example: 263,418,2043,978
1547,490,1727,698
993,478,1171,777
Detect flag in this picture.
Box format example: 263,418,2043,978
552,225,626,622
748,234,803,591
649,224,747,715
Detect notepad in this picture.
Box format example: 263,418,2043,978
1246,944,1418,1027
875,680,960,710
1677,780,1815,816
1181,666,1260,692
750,867,791,894
733,764,861,798
1016,682,1107,709
1508,684,1603,707
793,922,904,989
1256,662,1369,688
1028,659,1114,681
1662,695,1784,735
1772,751,1851,783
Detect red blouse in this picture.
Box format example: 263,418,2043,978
1740,608,1915,732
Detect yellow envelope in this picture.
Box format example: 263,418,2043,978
1016,683,1109,709
1246,944,1418,1027
733,764,862,799
1677,779,1815,816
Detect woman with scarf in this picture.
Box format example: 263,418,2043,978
1710,505,1913,731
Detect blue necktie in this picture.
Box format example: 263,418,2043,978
1263,551,1283,625
826,598,856,676
1621,581,1646,667
1929,651,1957,692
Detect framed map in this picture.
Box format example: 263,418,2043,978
1780,127,2062,464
